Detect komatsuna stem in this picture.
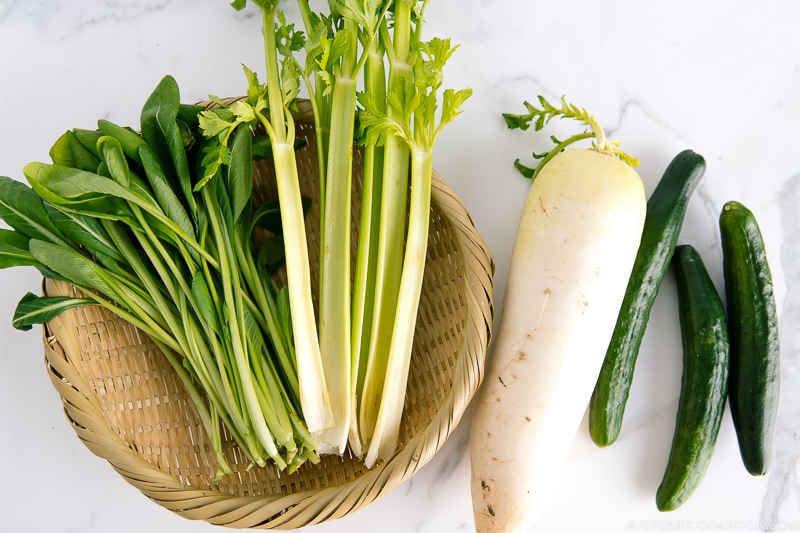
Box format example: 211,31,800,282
233,235,300,405
203,184,279,468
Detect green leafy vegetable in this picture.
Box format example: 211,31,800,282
12,292,95,331
0,0,469,476
503,95,638,180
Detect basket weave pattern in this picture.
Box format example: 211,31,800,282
41,101,494,529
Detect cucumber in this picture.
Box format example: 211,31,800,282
656,244,729,512
720,200,780,476
589,149,706,447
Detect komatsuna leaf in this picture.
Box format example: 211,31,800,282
0,229,44,269
12,292,94,331
0,175,66,245
97,119,146,165
49,130,102,171
24,162,141,225
178,104,205,129
242,303,270,367
98,136,167,208
252,136,306,160
191,272,221,336
256,234,286,274
141,74,180,155
275,284,293,349
71,128,104,158
228,125,253,224
96,137,192,249
97,135,136,188
44,206,126,264
28,239,118,299
139,144,196,241
252,135,274,160
140,75,195,210
28,238,162,322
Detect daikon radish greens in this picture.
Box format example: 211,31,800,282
469,97,646,532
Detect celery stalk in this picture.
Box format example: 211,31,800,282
257,4,333,436
317,75,357,452
364,149,432,466
355,23,472,464
349,39,386,457
357,2,413,447
271,142,333,435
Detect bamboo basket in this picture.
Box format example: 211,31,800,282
41,99,495,529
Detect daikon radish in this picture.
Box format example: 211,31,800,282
469,98,646,532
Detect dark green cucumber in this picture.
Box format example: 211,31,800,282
720,200,780,476
656,244,729,512
590,149,706,446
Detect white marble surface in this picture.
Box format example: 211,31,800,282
1,1,799,532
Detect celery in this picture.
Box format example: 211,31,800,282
349,35,387,457
0,0,471,477
275,0,470,463
357,29,472,465
356,0,414,450
244,0,335,437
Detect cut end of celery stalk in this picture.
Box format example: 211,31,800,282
347,399,365,459
315,417,350,455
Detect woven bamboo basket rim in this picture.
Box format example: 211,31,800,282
40,98,495,530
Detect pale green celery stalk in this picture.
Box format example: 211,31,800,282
362,34,472,466
316,79,356,453
364,149,431,467
349,37,386,457
357,2,413,447
293,1,385,454
257,4,332,436
296,0,330,200
269,139,333,437
316,19,361,453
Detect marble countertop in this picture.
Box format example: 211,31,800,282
1,1,798,532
